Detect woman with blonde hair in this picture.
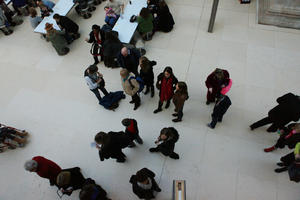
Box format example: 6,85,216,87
45,23,69,55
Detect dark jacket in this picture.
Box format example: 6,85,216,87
57,16,79,33
87,30,105,44
117,48,141,74
205,70,230,91
79,178,110,200
212,95,231,118
155,5,175,32
277,124,300,149
156,72,178,100
129,168,160,199
125,119,139,140
12,0,26,7
172,91,188,112
139,61,156,86
268,93,300,123
157,127,179,155
98,131,130,161
103,37,123,58
59,167,85,195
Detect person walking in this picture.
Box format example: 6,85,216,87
122,118,143,147
250,93,300,132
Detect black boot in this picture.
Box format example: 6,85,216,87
150,85,154,97
154,101,163,114
144,86,150,95
93,56,99,65
149,147,159,152
165,100,170,109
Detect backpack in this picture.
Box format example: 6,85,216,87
129,76,144,93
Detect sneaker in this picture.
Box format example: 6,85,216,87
264,146,276,153
135,137,143,144
169,153,179,159
206,101,210,105
153,108,162,114
274,167,287,173
129,100,134,104
277,162,285,167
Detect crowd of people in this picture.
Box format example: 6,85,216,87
1,0,300,199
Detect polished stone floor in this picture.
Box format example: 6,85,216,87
0,0,300,199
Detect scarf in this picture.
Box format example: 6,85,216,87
94,32,101,44
160,76,174,102
137,178,152,190
106,8,117,18
127,120,136,134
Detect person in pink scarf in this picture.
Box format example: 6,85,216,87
104,6,119,27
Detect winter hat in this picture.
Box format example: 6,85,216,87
56,171,71,187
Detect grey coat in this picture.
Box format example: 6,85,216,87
46,30,68,55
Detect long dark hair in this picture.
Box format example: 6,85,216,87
140,7,151,19
177,82,188,97
140,56,150,72
163,66,173,76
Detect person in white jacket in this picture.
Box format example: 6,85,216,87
84,65,109,103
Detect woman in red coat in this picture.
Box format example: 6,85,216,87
205,68,230,105
154,67,178,113
24,156,62,186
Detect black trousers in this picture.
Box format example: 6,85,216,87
251,117,287,132
132,94,140,106
91,87,108,102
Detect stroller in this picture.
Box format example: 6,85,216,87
0,124,29,153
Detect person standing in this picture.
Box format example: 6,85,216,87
139,56,156,97
120,69,141,110
117,47,141,76
154,67,178,114
207,94,231,129
149,127,180,159
45,23,69,55
24,156,62,186
205,68,230,105
53,14,80,44
250,93,300,132
122,118,143,147
85,25,105,65
172,82,189,122
84,65,109,103
130,168,161,200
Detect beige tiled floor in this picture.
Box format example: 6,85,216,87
0,0,300,199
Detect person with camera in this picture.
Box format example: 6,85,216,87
84,65,109,104
149,127,179,159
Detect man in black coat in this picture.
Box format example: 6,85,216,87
207,94,231,129
56,167,86,196
129,168,161,199
95,131,131,163
250,93,300,132
53,14,80,44
117,47,141,76
149,127,179,159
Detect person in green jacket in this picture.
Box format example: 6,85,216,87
136,7,153,41
45,23,69,56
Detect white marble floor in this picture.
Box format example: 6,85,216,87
1,0,300,199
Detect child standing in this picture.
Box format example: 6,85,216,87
207,94,231,129
122,118,143,147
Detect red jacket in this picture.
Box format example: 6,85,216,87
32,156,61,182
